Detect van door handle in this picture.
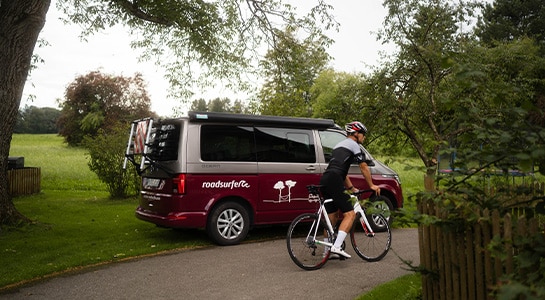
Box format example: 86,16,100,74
306,166,317,171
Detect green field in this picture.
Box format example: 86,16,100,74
2,134,423,296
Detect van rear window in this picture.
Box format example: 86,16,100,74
148,123,180,161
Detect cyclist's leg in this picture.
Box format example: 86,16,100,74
327,182,355,258
337,210,356,232
320,173,339,246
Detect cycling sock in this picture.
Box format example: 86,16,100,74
333,230,347,248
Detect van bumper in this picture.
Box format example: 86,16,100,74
135,207,206,228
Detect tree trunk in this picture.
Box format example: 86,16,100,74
0,1,50,225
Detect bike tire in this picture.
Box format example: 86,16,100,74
350,213,391,262
286,213,333,271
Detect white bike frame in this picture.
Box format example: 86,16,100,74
310,195,375,248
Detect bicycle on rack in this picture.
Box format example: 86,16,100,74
286,184,392,270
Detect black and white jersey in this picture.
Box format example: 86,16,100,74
324,138,366,178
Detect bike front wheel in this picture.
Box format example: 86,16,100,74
286,213,333,271
350,213,391,262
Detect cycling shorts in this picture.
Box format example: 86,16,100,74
319,171,353,214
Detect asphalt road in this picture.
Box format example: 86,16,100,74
1,228,419,300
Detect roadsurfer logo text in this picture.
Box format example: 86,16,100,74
202,180,250,189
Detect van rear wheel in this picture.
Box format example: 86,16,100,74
207,201,250,246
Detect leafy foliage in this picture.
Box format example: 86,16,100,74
494,232,545,300
476,0,545,47
189,97,252,113
257,27,331,117
56,0,337,99
311,70,368,124
84,125,140,198
57,71,155,146
368,0,481,175
15,106,61,134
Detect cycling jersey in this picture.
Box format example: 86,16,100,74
324,138,366,178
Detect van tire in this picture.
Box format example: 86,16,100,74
368,195,394,229
207,201,250,246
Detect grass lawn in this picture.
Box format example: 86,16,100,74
356,273,422,300
3,134,423,297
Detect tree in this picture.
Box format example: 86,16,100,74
258,27,331,117
1,1,335,226
0,1,50,226
371,0,478,183
58,0,336,99
412,41,545,299
56,71,154,146
208,97,232,112
475,0,545,47
189,97,251,113
475,0,545,170
311,69,369,126
189,98,208,112
15,106,61,134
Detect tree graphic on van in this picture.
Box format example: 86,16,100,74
273,180,297,203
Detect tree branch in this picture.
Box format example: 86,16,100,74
112,0,174,26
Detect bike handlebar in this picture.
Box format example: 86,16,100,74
306,185,376,197
350,189,376,196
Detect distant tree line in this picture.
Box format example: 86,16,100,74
15,105,61,134
189,97,252,114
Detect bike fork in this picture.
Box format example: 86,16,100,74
354,202,375,237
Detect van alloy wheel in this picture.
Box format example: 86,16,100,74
207,201,250,246
217,208,244,240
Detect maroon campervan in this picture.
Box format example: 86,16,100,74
124,112,403,245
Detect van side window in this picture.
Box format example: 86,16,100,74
255,128,315,163
319,130,346,162
201,125,256,162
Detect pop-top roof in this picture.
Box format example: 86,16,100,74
187,111,337,129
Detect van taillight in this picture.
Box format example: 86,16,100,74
173,174,186,194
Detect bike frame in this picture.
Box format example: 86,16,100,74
311,195,375,248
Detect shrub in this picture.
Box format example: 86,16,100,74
84,124,140,198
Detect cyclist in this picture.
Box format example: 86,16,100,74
319,121,380,258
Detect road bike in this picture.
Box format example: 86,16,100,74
286,185,392,270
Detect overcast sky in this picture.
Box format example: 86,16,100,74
22,1,392,117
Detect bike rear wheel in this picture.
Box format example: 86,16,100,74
286,213,333,270
350,213,391,262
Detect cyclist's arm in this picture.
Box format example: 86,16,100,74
358,162,380,195
344,177,357,193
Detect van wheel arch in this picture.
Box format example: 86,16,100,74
206,198,253,246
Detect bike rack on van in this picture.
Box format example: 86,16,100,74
123,118,155,175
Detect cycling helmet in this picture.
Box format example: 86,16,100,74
345,121,367,135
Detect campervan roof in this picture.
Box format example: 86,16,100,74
187,111,338,129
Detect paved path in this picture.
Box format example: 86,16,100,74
0,228,419,300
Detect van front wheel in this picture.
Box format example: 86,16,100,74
207,201,250,246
